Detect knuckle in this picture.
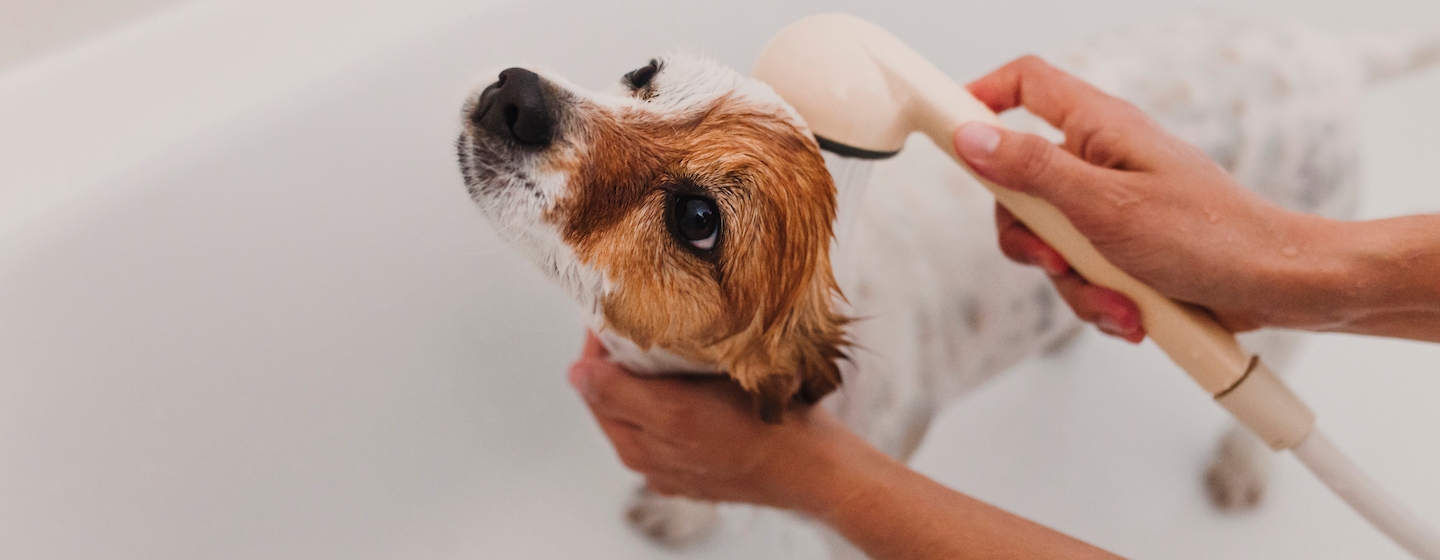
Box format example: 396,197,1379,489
1073,178,1143,238
1075,126,1125,167
1012,135,1055,184
1014,54,1048,73
619,450,653,473
1099,179,1147,216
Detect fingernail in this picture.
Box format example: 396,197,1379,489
957,122,1001,158
1095,316,1128,337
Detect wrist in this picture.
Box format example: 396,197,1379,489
1250,211,1355,329
1273,214,1440,334
762,414,896,518
1329,216,1440,331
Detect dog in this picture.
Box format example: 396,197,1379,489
456,14,1436,555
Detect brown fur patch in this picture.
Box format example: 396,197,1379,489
549,95,849,421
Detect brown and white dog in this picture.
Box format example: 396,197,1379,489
457,14,1435,554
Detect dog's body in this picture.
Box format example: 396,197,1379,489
458,14,1437,556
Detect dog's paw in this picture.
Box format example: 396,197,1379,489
625,488,721,547
1204,425,1272,510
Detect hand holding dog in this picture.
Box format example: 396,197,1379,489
567,331,855,511
955,56,1440,343
568,330,1119,559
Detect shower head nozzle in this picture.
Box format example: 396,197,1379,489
752,14,1000,161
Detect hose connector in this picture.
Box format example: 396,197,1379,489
1214,356,1316,450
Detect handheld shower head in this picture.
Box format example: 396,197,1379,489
752,15,1440,559
753,13,1263,413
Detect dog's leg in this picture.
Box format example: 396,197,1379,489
624,486,721,547
1205,422,1272,509
1204,328,1305,510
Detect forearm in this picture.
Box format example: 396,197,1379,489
1283,213,1440,341
788,433,1119,560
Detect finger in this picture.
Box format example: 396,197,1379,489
956,122,1123,216
965,55,1130,134
581,330,609,359
644,476,694,499
995,204,1070,276
966,56,1163,171
591,415,656,473
568,358,667,427
1050,272,1145,343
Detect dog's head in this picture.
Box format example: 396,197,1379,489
457,54,847,421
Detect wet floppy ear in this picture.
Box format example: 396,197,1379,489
704,104,850,422
725,273,850,424
750,372,800,424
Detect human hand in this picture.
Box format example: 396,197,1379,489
567,331,864,513
953,56,1328,337
568,331,1127,559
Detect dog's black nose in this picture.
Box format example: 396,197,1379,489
473,68,555,146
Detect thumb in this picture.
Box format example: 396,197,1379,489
954,122,1117,215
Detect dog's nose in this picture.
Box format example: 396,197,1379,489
473,68,555,146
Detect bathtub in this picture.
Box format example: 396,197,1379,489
2,0,1439,558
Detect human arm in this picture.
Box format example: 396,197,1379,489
568,332,1121,560
953,56,1440,343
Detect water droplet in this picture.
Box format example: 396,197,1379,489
1282,245,1299,257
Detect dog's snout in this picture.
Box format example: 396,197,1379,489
473,68,556,146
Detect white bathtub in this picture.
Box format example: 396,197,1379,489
2,0,1439,558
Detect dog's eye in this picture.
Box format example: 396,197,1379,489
672,196,719,251
624,59,659,91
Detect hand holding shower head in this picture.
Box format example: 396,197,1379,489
753,14,1440,558
753,13,1271,410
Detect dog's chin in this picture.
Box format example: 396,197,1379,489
460,133,520,198
459,138,554,233
596,329,723,375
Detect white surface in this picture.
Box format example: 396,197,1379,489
1292,431,1440,559
0,0,1437,559
0,0,188,70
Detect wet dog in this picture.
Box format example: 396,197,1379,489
457,14,1434,554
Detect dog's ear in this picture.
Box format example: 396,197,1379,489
724,271,850,424
708,112,850,423
749,374,798,424
732,350,847,424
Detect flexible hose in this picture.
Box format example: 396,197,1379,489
1292,430,1440,559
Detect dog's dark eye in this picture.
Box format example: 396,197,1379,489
672,196,719,251
624,59,659,91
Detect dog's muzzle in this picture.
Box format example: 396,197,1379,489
471,67,556,146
